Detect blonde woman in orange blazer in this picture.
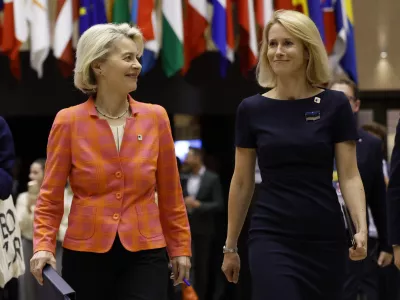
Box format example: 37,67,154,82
30,23,191,300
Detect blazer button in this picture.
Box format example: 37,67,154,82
115,171,122,178
116,192,122,200
113,213,120,220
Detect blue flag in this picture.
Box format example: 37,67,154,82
79,0,107,35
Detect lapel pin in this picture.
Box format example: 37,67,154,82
305,111,321,122
138,135,142,141
314,97,321,104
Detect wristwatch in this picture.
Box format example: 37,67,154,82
223,245,238,254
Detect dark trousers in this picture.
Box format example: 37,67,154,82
343,238,380,300
378,263,400,300
0,278,18,300
62,235,170,300
192,234,213,300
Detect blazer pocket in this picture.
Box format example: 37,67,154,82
66,205,96,240
135,203,163,238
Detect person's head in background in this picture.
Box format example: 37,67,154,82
362,122,388,160
330,78,360,114
184,147,204,173
29,158,46,185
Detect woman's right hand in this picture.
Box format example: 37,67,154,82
30,250,56,285
221,252,241,284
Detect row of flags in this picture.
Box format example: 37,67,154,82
0,0,357,83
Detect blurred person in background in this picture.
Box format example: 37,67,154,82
29,23,191,300
0,117,17,300
331,79,392,300
0,117,15,201
361,121,400,300
222,10,367,300
362,122,389,186
386,118,400,294
16,159,70,300
182,147,224,300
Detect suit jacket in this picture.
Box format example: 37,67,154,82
388,119,400,245
182,169,224,236
356,129,390,252
0,117,15,200
33,96,191,257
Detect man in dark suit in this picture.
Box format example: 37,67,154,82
0,117,15,200
181,147,224,300
0,116,17,300
331,79,392,300
387,119,400,270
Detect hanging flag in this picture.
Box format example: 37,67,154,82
255,0,273,46
211,0,234,77
274,0,294,10
337,0,357,82
225,0,234,63
113,0,130,23
292,0,325,43
325,0,357,83
161,0,184,77
183,0,208,74
306,0,325,43
0,0,4,49
106,0,114,22
322,0,336,54
1,0,28,79
211,0,227,74
79,0,107,35
54,0,74,77
255,0,273,30
132,0,159,74
27,0,50,78
237,0,258,75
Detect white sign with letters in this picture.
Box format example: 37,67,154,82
0,195,25,288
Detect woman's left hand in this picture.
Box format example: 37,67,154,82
170,256,191,286
349,231,367,261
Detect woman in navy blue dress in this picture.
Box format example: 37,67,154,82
221,10,368,300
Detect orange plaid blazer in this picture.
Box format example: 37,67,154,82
33,96,191,257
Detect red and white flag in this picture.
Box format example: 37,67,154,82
238,0,258,74
53,0,78,77
27,0,50,78
1,0,28,79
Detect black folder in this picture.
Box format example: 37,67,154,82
341,203,356,249
38,265,76,300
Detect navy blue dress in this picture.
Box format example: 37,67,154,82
235,90,358,300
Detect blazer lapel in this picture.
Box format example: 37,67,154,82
196,171,208,199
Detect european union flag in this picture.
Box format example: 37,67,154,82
79,0,107,35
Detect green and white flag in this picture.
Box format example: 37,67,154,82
161,0,184,77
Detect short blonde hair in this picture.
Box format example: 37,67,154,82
74,23,144,94
257,10,330,88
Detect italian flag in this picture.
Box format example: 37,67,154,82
161,0,184,77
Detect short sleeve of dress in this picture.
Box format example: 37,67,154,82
332,92,359,143
235,99,256,148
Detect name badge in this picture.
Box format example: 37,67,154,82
305,111,321,122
